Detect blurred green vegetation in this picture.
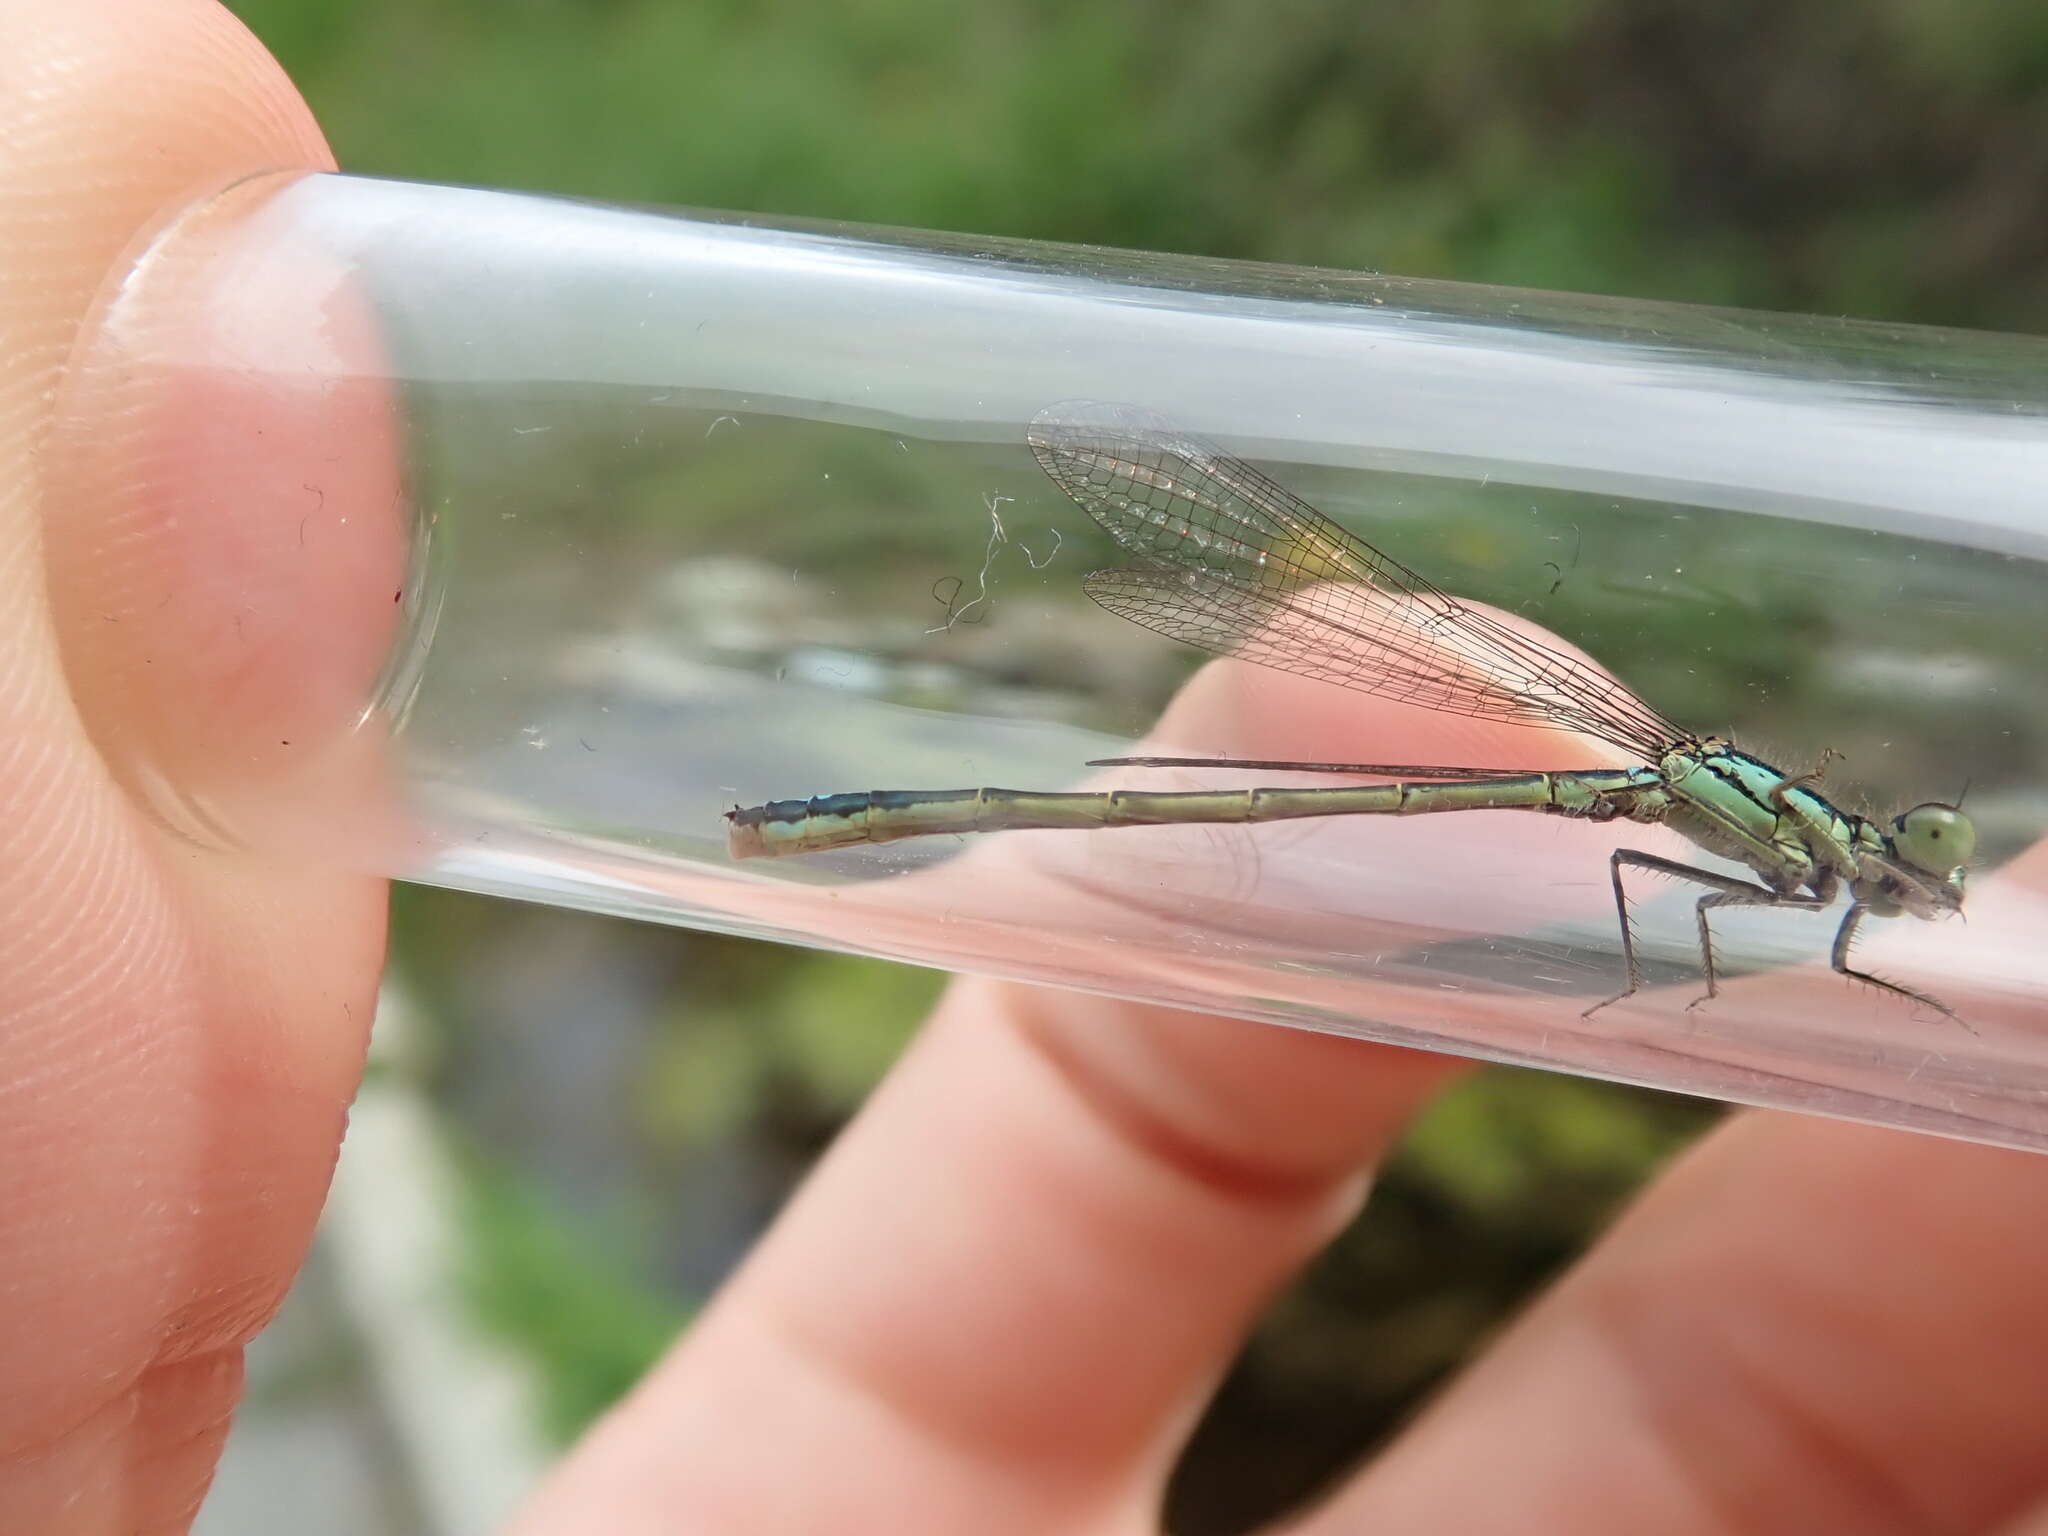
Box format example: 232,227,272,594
237,2,2048,1531
231,0,2048,330
460,1156,687,1442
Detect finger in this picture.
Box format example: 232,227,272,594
508,657,1601,1534
1,2,393,1529
513,996,1449,1535
1299,1111,2048,1534
1993,1495,2048,1536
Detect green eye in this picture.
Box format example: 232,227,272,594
1893,803,1975,873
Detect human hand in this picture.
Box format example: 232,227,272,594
1,2,384,1528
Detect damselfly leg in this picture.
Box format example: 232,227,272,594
1830,903,1972,1030
1587,850,1828,1019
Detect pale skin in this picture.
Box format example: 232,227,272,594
10,2,2048,1532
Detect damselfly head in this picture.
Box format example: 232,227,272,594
1889,802,1974,915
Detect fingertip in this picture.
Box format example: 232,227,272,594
46,176,409,839
9,2,404,850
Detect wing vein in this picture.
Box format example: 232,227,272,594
1026,401,1683,761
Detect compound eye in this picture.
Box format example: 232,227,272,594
1892,802,1976,873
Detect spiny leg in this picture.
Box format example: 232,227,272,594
1690,884,1828,1009
1830,902,1973,1032
1586,850,1807,1019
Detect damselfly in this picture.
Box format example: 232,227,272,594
727,402,1974,1022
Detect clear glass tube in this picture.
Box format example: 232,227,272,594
53,170,2048,1150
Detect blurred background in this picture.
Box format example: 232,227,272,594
194,3,2048,1533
